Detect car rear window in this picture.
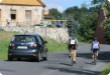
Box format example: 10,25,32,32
12,35,36,42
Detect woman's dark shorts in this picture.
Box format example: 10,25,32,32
68,44,76,50
92,49,99,53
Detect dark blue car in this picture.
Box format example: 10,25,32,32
8,34,48,62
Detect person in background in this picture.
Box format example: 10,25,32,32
68,36,78,64
6,17,11,26
56,21,61,27
91,37,100,63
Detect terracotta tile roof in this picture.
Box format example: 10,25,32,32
0,0,46,7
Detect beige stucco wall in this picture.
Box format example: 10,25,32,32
0,4,44,26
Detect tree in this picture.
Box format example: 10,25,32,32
63,5,98,42
64,6,80,20
79,8,98,42
92,0,110,42
92,0,104,4
48,3,99,42
49,8,61,19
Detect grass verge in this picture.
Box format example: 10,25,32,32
100,63,110,75
0,30,18,60
45,38,67,52
0,30,67,60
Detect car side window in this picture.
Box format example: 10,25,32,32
39,36,44,43
37,36,43,45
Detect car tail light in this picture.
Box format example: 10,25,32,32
9,43,15,49
30,43,38,47
10,43,15,47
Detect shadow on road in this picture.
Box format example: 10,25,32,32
76,51,110,62
44,66,99,75
5,58,44,62
77,53,91,59
59,63,72,66
98,51,110,62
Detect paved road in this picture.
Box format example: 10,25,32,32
0,43,110,75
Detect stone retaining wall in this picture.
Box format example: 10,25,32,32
1,26,69,43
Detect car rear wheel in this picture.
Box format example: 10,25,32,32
36,52,42,62
17,58,21,61
8,56,13,61
43,52,48,60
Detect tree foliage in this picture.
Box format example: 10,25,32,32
92,0,110,42
48,8,61,19
49,4,99,42
64,6,98,42
92,0,104,4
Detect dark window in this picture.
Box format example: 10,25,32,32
37,36,43,45
10,10,16,20
11,14,16,20
12,35,37,42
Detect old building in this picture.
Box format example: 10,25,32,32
0,0,45,26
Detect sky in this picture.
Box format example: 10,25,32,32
42,0,92,12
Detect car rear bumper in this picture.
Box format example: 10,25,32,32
8,49,39,58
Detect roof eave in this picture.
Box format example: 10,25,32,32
0,3,45,7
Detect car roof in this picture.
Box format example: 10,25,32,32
14,34,40,36
69,36,76,39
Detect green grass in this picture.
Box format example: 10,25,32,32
0,30,67,60
0,30,18,60
45,38,67,52
100,63,110,75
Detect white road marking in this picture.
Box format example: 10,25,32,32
108,0,110,2
108,72,110,75
0,73,3,75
